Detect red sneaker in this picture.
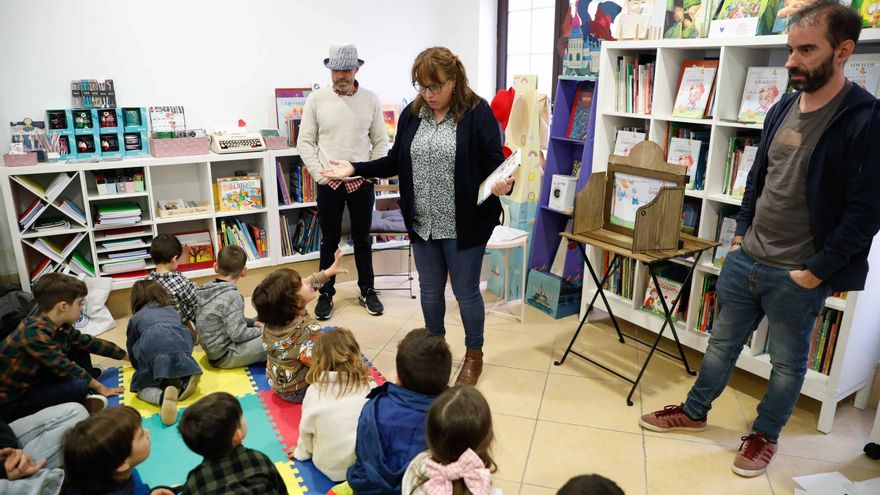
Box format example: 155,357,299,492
639,404,707,432
732,432,777,477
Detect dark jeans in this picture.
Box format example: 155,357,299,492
412,238,487,349
4,348,94,422
683,248,831,441
317,182,375,296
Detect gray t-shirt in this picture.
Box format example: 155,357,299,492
742,82,851,269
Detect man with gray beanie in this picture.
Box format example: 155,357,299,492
298,43,389,319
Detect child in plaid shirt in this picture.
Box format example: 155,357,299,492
146,234,198,329
0,273,125,422
179,392,286,494
252,248,348,403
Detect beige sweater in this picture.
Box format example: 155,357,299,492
297,85,389,185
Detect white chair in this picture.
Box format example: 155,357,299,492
485,225,528,324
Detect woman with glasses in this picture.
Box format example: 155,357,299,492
322,46,512,386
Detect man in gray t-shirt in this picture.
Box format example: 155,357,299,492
640,3,880,479
742,81,851,268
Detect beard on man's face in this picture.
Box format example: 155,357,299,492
789,52,835,93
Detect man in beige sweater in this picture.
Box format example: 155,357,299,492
297,43,389,320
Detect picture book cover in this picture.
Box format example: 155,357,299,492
672,65,716,118
852,0,880,28
714,0,781,35
738,67,788,124
845,54,880,97
667,137,703,190
610,172,677,229
730,145,757,199
175,230,215,271
714,216,738,267
643,275,684,318
613,130,646,156
275,88,312,141
217,179,242,212
237,177,263,210
664,0,709,38
566,85,594,140
681,196,701,235
617,0,656,39
382,104,398,143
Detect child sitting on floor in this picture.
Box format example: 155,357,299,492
195,245,266,369
0,273,125,422
557,475,625,495
178,392,286,494
252,248,347,403
403,386,500,495
290,327,375,481
346,327,452,495
127,280,202,426
146,234,198,329
62,406,175,495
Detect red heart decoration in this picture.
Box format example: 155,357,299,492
238,119,246,127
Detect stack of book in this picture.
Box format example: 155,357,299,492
218,218,267,261
722,135,761,198
29,232,86,263
56,198,87,225
806,309,843,375
33,218,71,233
616,54,655,114
100,249,150,274
95,203,142,226
18,199,49,230
44,172,77,200
100,238,149,250
601,251,637,299
286,157,317,204
695,275,718,334
69,251,96,277
281,208,320,256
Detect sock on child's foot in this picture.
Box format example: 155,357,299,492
137,387,163,405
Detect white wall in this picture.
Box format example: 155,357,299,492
0,0,497,143
0,0,498,277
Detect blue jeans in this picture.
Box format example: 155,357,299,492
683,248,830,440
9,402,88,469
412,238,487,349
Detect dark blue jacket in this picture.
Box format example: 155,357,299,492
346,383,436,495
352,99,506,250
737,83,880,291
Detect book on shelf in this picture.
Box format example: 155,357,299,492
218,219,267,261
215,175,263,212
713,207,739,268
30,259,56,283
730,145,757,199
713,0,781,36
664,0,718,39
101,238,148,250
95,226,151,241
102,250,150,262
852,0,880,29
276,160,292,205
281,207,320,256
69,251,96,277
695,275,718,333
18,199,49,230
722,134,761,196
566,84,594,140
616,54,655,114
13,175,47,196
601,251,637,299
109,270,150,281
664,123,710,189
681,196,702,235
95,203,142,226
288,156,317,204
672,61,717,119
642,264,689,320
174,230,215,271
806,309,843,375
44,172,76,201
844,53,880,97
102,259,148,274
737,67,788,124
156,199,210,218
613,129,647,156
33,218,71,232
56,198,87,225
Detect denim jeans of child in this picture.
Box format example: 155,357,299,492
411,238,487,349
682,248,830,440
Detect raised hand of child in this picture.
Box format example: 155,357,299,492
326,248,350,277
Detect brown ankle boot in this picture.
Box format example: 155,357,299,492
455,348,484,386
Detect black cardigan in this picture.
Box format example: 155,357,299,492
353,99,505,250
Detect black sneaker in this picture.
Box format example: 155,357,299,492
315,293,333,320
359,288,384,316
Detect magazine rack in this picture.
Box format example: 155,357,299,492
556,140,718,405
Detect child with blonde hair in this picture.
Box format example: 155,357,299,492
290,327,375,481
127,280,202,426
253,248,347,403
403,386,501,495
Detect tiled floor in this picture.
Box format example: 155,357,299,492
95,277,880,495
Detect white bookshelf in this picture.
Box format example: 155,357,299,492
588,33,880,433
0,147,404,291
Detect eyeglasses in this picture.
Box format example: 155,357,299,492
413,80,450,95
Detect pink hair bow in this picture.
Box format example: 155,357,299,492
423,448,491,495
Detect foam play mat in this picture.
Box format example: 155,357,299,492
98,350,387,494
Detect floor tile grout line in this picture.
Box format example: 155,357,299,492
516,369,551,491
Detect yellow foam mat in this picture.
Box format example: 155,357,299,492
275,460,307,495
121,351,257,418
